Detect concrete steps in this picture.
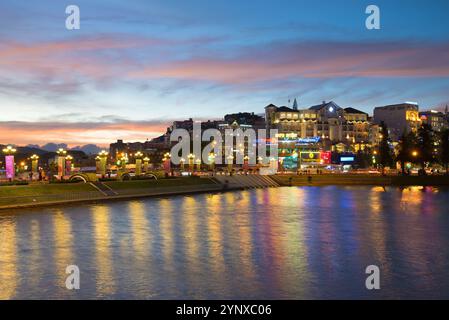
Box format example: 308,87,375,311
213,175,280,189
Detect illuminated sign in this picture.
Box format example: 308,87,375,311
300,151,321,162
340,156,355,162
296,137,321,144
320,151,332,164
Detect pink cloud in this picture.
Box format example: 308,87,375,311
0,120,170,147
130,41,449,83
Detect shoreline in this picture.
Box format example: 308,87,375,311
1,174,449,212
272,174,449,187
0,184,245,212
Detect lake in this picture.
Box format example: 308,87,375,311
1,186,449,299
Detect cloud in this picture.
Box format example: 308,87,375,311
130,40,449,84
0,119,173,146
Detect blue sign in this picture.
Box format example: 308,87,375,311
340,156,355,162
296,137,321,144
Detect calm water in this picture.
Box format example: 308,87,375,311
1,186,449,300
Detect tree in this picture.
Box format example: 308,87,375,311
378,121,394,174
396,130,416,175
440,129,449,174
416,124,434,170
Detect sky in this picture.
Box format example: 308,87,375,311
1,0,449,146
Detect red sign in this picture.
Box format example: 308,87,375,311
320,151,332,164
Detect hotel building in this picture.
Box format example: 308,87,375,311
265,100,370,169
373,103,421,141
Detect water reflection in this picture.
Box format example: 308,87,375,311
91,205,115,296
53,210,73,289
0,186,449,299
0,219,17,299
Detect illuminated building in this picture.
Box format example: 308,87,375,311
265,101,369,143
419,110,448,132
373,102,421,141
265,100,370,169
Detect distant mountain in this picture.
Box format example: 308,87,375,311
21,143,102,155
18,146,48,155
70,144,102,155
40,143,68,152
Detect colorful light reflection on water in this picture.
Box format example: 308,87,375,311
1,186,449,299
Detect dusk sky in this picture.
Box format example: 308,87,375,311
1,0,449,146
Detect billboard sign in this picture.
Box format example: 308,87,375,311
340,156,355,163
300,151,321,163
320,151,332,164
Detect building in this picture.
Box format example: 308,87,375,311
265,101,369,145
419,110,448,132
373,103,421,141
224,112,265,130
265,100,371,170
109,138,169,163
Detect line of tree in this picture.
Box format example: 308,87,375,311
394,123,449,175
378,121,394,175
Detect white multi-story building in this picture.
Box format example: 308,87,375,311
373,103,421,141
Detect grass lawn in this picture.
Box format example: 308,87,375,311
0,177,218,207
0,183,101,206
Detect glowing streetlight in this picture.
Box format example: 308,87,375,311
56,148,67,156
143,156,150,173
180,158,185,171
2,145,16,155
412,151,418,157
227,154,234,172
188,153,195,172
243,155,249,170
195,158,201,171
65,155,73,175
163,152,171,174
55,148,67,178
30,154,39,174
134,151,144,176
208,153,215,170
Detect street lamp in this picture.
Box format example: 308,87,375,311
208,153,215,171
180,158,185,171
97,150,109,177
412,151,418,158
143,156,150,173
30,154,39,175
188,153,195,172
95,156,101,173
56,148,67,179
243,155,249,170
134,151,143,176
195,158,201,171
163,152,171,174
2,145,16,155
65,155,73,175
227,154,234,172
